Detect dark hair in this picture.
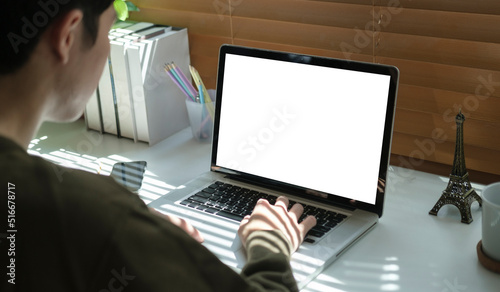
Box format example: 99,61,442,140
0,0,114,75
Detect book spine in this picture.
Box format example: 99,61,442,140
98,57,118,135
110,40,136,141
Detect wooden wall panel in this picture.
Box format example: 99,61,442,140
391,132,500,177
130,1,377,93
397,85,500,124
187,33,231,88
374,3,500,179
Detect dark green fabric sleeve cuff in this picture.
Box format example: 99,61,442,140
241,230,298,291
246,230,292,260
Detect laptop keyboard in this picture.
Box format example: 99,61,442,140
179,181,348,243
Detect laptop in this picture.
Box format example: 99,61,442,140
148,45,399,288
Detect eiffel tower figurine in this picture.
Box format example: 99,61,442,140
429,110,482,223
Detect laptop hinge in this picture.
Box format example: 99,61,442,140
224,174,356,212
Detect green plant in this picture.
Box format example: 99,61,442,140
114,0,139,21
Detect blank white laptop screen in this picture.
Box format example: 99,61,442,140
215,54,391,205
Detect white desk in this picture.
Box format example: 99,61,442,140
32,120,500,292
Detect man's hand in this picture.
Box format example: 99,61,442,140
238,196,316,253
149,208,204,243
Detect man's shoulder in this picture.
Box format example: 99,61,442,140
2,137,151,266
1,137,144,221
0,140,159,290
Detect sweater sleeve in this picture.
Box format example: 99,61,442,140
87,199,299,292
241,230,298,292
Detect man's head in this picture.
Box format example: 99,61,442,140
0,0,117,126
1,0,115,75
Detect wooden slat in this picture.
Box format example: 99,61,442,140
188,34,230,89
393,109,500,151
390,154,500,185
396,84,500,124
375,7,500,43
130,8,232,37
379,0,500,15
132,0,220,13
378,57,500,98
134,0,374,20
376,33,500,71
232,39,374,63
231,17,374,55
316,0,373,5
391,132,500,176
229,0,375,60
231,0,372,29
188,34,228,59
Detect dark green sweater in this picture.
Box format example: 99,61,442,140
0,136,297,291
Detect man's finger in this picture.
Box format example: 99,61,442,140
288,203,304,221
190,226,205,243
275,196,289,211
240,215,251,227
299,215,317,236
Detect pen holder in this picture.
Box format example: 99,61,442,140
185,90,215,142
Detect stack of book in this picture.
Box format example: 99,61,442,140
84,22,191,145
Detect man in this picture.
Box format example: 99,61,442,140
0,1,316,291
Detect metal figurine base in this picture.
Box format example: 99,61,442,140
429,173,482,223
429,110,482,224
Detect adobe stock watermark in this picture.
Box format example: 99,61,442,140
443,74,500,125
8,0,71,54
224,105,296,170
340,1,403,60
6,183,17,285
212,0,244,21
99,267,136,292
441,277,467,292
394,73,499,179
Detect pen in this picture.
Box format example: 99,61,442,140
171,62,198,99
166,64,196,101
198,84,205,104
189,66,215,118
164,64,194,101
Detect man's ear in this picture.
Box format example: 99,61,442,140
50,9,84,65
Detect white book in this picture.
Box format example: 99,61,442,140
121,26,183,144
139,28,191,145
85,22,157,137
109,27,170,142
103,24,171,142
98,58,118,135
114,22,154,35
85,23,191,145
84,90,102,133
130,26,170,42
109,20,135,31
125,44,148,142
110,39,137,141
